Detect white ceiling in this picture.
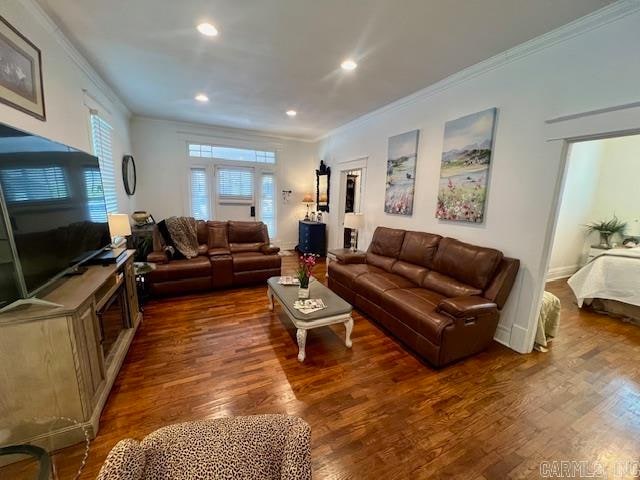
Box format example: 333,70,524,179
37,0,612,140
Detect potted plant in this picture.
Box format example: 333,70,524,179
296,253,317,299
585,216,627,248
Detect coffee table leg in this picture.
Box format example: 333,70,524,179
296,329,307,362
267,286,274,311
345,317,354,348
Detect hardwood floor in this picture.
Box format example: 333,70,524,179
5,262,640,479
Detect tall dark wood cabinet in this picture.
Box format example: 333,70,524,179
297,221,326,256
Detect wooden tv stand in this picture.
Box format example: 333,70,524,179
0,250,141,458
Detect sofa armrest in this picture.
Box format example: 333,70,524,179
436,296,497,319
261,244,280,255
333,250,366,264
147,251,168,264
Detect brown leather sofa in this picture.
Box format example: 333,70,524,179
328,227,519,367
147,220,281,296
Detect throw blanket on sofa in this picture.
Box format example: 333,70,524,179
165,216,199,258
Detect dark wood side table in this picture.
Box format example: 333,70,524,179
297,221,326,256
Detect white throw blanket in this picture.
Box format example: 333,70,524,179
568,247,640,308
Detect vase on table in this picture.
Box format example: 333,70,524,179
296,254,317,299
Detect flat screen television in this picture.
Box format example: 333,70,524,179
0,123,111,304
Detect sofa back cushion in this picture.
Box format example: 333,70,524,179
432,238,503,290
196,220,208,245
391,260,428,285
398,231,442,269
422,271,482,298
368,227,406,258
228,221,266,243
207,221,229,249
366,252,396,272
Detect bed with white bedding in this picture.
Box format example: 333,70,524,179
568,247,640,320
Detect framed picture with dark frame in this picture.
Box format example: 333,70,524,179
0,15,45,121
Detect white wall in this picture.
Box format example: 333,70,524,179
318,4,640,353
547,141,603,279
592,135,640,225
131,117,318,249
0,0,133,213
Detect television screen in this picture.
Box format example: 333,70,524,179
0,124,111,297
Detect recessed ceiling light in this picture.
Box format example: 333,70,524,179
197,22,218,37
341,59,358,71
195,93,209,103
286,110,297,117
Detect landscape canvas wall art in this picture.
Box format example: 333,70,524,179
384,129,419,215
436,108,496,223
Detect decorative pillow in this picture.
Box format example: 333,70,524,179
207,221,229,249
96,439,145,480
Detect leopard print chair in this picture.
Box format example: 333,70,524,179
97,415,311,480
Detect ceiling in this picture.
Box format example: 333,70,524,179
37,0,612,139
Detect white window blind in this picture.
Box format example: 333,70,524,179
217,168,254,203
190,168,210,219
0,166,69,202
84,167,108,222
261,173,276,238
90,113,118,214
189,143,276,164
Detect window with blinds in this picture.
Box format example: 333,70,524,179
217,168,254,203
90,113,118,214
84,167,108,222
0,166,69,203
261,173,276,237
190,168,210,219
188,143,276,164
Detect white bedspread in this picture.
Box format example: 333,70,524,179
568,248,640,307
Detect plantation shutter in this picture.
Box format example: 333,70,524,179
260,173,276,238
90,113,118,214
217,167,254,203
190,167,210,219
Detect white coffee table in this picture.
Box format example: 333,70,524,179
267,277,354,362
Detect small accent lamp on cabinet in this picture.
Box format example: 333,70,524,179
302,193,314,221
108,213,132,248
344,212,365,252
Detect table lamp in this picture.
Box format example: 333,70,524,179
302,193,314,220
108,213,132,248
344,212,365,251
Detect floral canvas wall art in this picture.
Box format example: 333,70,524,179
384,130,419,215
436,108,496,223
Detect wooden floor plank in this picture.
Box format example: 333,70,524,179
3,264,640,479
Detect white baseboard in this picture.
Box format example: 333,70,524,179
546,264,579,281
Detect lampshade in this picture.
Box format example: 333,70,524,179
344,212,365,229
627,219,640,237
319,193,328,203
108,213,132,237
302,193,314,203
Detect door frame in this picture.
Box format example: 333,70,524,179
336,157,368,249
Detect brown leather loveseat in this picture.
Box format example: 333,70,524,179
328,227,519,367
147,220,281,296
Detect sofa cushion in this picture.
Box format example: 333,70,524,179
366,252,396,272
381,288,452,344
329,263,384,290
150,256,212,282
230,242,264,253
399,231,442,268
369,227,406,258
432,237,503,290
196,220,208,244
391,260,428,285
421,271,482,298
228,221,266,244
232,252,280,272
207,221,229,249
354,272,414,304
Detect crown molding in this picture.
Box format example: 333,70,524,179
314,0,640,143
19,0,131,118
131,115,319,145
